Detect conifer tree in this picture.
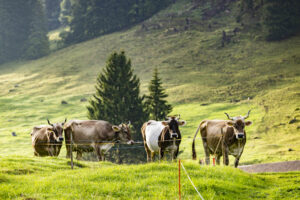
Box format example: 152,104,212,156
23,0,49,59
44,0,62,30
87,51,148,137
263,0,300,41
145,68,172,121
0,0,49,63
87,51,148,163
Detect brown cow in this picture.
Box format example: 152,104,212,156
192,111,252,167
64,120,134,161
31,119,66,157
141,116,186,162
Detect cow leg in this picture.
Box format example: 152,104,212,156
95,146,103,161
159,148,165,161
151,152,155,162
216,155,221,165
202,141,210,165
76,151,83,160
144,142,152,162
47,146,54,156
100,150,106,161
65,134,72,158
234,157,240,168
173,148,179,160
234,146,244,168
222,143,229,166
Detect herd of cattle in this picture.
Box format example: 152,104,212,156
31,111,252,167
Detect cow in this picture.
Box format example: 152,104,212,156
63,120,134,161
31,119,66,157
192,110,252,167
141,116,186,162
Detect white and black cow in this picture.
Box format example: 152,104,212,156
141,116,186,162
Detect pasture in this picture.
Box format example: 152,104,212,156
0,157,300,200
0,0,299,199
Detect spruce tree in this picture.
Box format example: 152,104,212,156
145,68,172,121
59,0,72,26
263,0,300,41
23,0,49,59
87,51,148,164
44,0,62,30
0,0,49,63
87,51,148,136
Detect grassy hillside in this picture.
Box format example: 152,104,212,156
0,156,299,200
0,0,299,166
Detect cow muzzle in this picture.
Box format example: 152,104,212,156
171,133,178,138
59,137,64,142
127,140,134,145
236,133,244,139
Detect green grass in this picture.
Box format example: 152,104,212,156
0,0,300,199
0,0,298,162
0,156,299,200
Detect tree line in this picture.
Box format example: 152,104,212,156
0,0,299,64
0,0,49,64
62,0,174,44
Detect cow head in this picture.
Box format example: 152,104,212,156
112,121,134,145
47,118,67,142
162,115,186,138
224,110,252,140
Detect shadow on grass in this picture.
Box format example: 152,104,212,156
66,161,87,168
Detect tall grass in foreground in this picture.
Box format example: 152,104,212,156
0,156,299,199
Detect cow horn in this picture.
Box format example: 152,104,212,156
128,121,131,126
224,113,233,120
244,110,251,119
47,118,54,126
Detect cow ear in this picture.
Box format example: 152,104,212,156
227,121,234,126
161,121,169,126
178,120,186,126
112,125,121,132
245,121,252,126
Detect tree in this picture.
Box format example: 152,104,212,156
87,51,148,137
59,0,72,26
44,0,62,30
0,0,49,64
145,68,172,121
87,51,148,163
263,0,300,41
23,0,49,59
63,0,174,44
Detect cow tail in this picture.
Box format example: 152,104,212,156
192,124,201,160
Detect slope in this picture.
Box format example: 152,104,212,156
0,0,299,164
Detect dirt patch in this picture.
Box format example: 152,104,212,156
239,160,300,173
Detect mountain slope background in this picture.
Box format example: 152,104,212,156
0,0,299,165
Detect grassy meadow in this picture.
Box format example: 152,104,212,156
0,0,300,199
0,156,299,200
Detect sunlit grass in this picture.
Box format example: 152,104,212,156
0,156,299,199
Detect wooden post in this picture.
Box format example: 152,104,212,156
70,133,74,169
179,159,181,200
212,157,216,166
